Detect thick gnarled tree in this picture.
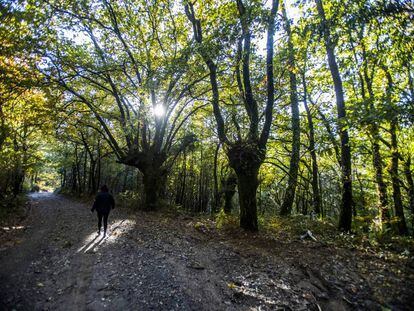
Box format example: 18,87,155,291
185,0,279,231
43,0,207,209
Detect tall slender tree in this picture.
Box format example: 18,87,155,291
302,73,321,216
347,22,390,227
315,0,353,231
280,2,300,216
382,66,408,235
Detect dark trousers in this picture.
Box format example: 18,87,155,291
97,211,109,233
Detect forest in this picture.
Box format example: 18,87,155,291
0,0,414,309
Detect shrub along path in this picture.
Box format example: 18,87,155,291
0,193,413,310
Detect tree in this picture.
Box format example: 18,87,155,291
279,2,301,216
185,0,279,231
346,15,391,228
383,67,408,235
315,0,353,231
42,0,206,209
0,1,54,198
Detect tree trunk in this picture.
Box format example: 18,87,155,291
348,24,386,222
12,167,24,197
176,151,187,206
227,143,264,231
82,150,87,193
74,146,82,195
390,120,408,235
198,146,204,213
223,173,237,214
303,76,321,215
280,3,300,216
142,166,166,211
62,168,67,188
96,140,102,189
12,137,23,197
319,172,324,217
0,105,6,150
404,156,414,234
96,157,101,190
213,143,221,213
316,107,341,165
355,168,366,212
316,0,353,231
88,160,97,194
236,169,259,231
185,0,278,231
371,124,391,227
120,167,125,192
71,164,77,193
76,159,82,194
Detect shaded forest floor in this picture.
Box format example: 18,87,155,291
0,193,413,310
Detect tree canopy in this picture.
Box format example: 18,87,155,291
1,0,413,237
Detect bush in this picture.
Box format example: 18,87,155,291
30,185,40,192
0,194,28,222
215,209,239,230
117,190,142,209
262,214,337,240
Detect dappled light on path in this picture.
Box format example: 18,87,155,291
76,219,136,254
228,274,293,307
29,192,54,200
2,192,413,310
1,225,26,231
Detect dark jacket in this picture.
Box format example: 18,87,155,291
91,192,115,214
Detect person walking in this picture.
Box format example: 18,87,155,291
91,185,115,237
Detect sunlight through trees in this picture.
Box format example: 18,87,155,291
1,0,413,237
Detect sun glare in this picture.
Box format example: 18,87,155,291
153,104,165,118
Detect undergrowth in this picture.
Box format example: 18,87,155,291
0,194,29,225
212,211,414,257
58,189,414,257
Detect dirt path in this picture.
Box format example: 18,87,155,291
1,193,413,310
0,193,229,310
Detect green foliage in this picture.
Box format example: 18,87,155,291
117,191,142,210
0,0,413,241
262,215,337,239
215,209,239,230
0,194,28,222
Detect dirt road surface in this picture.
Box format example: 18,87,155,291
0,193,413,310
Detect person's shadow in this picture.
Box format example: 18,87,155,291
77,235,102,253
110,219,126,233
78,219,126,254
83,235,99,250
84,235,107,253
